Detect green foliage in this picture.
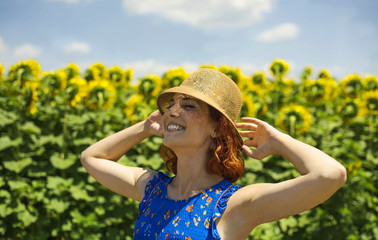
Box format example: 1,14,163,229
0,61,377,239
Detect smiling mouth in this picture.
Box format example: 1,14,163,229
167,123,185,132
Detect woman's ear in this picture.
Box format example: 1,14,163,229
211,129,218,138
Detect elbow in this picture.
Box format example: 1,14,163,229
333,164,347,188
321,164,347,189
339,165,347,186
80,149,90,167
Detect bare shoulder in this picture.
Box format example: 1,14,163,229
216,184,263,239
135,169,159,198
216,183,272,239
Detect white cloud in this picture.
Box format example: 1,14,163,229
14,44,41,58
0,36,7,54
256,23,299,43
122,0,272,29
63,42,91,54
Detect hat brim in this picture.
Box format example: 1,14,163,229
157,86,243,146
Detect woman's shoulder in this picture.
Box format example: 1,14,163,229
142,172,171,197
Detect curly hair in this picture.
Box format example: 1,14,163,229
160,106,244,183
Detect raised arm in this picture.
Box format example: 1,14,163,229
217,117,347,239
80,110,163,202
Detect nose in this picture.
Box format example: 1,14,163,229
167,103,182,118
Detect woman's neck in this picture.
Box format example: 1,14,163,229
167,149,223,200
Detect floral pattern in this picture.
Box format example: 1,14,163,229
134,172,240,239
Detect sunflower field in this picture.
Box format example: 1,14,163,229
0,59,377,239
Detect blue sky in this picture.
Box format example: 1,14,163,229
0,0,377,81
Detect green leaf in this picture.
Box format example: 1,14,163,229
46,198,69,214
3,158,32,173
50,153,76,170
70,183,94,201
0,189,11,199
0,204,12,218
0,176,5,188
73,137,94,146
0,136,22,151
27,168,47,178
19,121,41,135
17,210,37,227
0,109,17,127
8,180,29,191
62,220,72,231
47,176,73,190
38,134,64,147
95,206,105,216
64,113,91,125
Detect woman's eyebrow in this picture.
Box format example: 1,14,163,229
182,97,196,101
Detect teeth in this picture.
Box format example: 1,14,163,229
167,124,184,131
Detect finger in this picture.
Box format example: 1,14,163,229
239,131,255,138
242,145,264,160
243,139,256,147
236,122,258,130
241,145,254,157
240,117,264,125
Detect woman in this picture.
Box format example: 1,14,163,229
81,68,347,239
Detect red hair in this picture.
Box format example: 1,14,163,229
160,106,244,183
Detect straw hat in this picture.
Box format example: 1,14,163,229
157,68,243,145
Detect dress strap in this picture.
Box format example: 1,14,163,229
140,178,166,213
213,185,232,212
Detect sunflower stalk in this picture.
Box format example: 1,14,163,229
289,115,297,137
97,91,105,135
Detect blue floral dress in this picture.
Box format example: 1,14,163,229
134,172,240,239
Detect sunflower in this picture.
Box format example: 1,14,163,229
7,60,41,88
241,93,268,118
281,78,297,96
251,71,267,85
0,62,4,82
23,81,39,114
318,69,331,79
242,74,267,99
86,79,116,110
162,67,189,89
123,94,151,125
218,65,243,84
125,68,133,83
304,78,339,105
340,74,363,99
359,90,378,116
241,94,256,117
269,59,290,79
64,63,80,80
242,71,268,91
108,66,128,88
200,64,217,70
84,62,109,82
138,74,162,98
339,99,361,124
300,66,312,81
41,70,68,92
362,75,378,91
276,104,312,135
65,77,88,107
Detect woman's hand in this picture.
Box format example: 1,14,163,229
144,110,164,137
236,117,283,160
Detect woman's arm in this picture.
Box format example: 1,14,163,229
217,117,347,239
80,110,163,202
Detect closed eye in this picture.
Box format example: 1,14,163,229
183,104,195,109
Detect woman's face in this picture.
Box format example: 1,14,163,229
162,94,217,151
